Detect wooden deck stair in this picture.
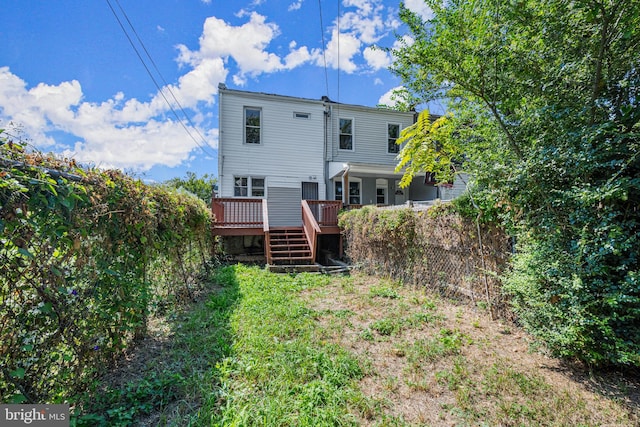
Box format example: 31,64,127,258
267,227,314,265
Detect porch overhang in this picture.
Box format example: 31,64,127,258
328,162,406,180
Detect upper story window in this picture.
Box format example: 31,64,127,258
234,176,265,197
387,123,400,154
244,107,261,144
339,118,353,150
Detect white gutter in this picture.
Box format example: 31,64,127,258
341,164,350,205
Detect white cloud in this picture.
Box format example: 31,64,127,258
288,0,303,11
201,0,211,4
363,46,390,70
378,85,406,108
0,65,221,172
307,0,399,74
177,12,312,85
404,0,434,21
339,7,385,44
285,46,312,69
312,28,361,73
164,57,226,107
374,77,383,85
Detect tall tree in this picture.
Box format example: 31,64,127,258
163,172,217,204
392,0,640,366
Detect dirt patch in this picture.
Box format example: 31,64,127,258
302,273,640,426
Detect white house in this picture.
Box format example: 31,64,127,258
214,84,465,264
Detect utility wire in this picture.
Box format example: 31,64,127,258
104,0,215,157
318,0,330,96
337,0,341,104
113,0,213,152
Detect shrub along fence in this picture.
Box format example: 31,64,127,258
339,204,511,318
0,140,212,404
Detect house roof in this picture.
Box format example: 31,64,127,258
217,83,418,117
328,162,406,180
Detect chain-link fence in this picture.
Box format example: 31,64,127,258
341,206,513,319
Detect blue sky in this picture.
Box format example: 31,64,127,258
0,0,434,182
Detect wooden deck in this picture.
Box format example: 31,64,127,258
211,198,343,236
212,198,344,264
211,197,266,236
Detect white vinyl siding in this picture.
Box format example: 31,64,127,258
219,88,326,207
330,106,414,164
267,187,302,227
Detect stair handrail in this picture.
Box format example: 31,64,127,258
262,199,271,264
301,200,321,263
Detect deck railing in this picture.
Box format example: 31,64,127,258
211,197,264,227
301,200,322,263
305,200,343,226
263,199,271,264
211,198,346,229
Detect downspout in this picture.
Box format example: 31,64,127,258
342,164,350,207
218,84,224,194
323,103,331,200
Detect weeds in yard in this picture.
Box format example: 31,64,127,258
74,267,638,426
371,317,404,336
74,373,184,426
73,267,240,426
369,282,401,299
199,265,370,426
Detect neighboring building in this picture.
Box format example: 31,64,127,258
214,84,466,264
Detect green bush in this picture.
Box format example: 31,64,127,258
0,138,212,403
390,0,640,368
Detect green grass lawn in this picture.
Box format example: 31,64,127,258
76,265,638,426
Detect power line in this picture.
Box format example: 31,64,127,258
104,0,216,157
318,0,329,96
113,0,213,153
337,0,341,103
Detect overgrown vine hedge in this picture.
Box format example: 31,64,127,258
339,203,511,317
0,139,212,404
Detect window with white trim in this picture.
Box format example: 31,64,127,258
234,176,265,197
335,180,361,204
251,178,265,197
244,107,261,144
387,123,400,154
339,118,353,150
334,181,343,201
348,181,361,204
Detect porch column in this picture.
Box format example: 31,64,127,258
342,170,349,207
